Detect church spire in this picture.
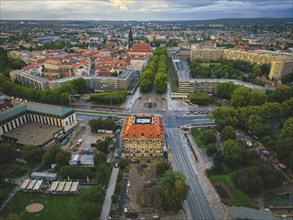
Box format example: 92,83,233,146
128,26,133,50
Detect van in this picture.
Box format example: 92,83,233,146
76,139,82,145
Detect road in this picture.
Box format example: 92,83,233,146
74,81,218,220
164,111,215,220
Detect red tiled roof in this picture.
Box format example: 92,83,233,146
122,115,164,139
131,43,152,53
256,76,287,88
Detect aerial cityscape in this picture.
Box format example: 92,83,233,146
0,1,293,220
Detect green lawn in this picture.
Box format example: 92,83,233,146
75,109,129,117
191,129,206,148
171,79,179,93
0,183,16,205
1,187,101,220
208,114,215,120
210,173,256,208
0,162,33,179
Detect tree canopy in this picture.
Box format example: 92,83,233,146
159,170,190,211
188,92,212,106
220,140,243,167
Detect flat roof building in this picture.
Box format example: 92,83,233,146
0,98,77,147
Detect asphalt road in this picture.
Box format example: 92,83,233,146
164,111,215,220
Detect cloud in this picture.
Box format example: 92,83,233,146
1,0,292,20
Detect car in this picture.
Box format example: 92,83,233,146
127,181,131,187
114,162,119,168
76,139,82,145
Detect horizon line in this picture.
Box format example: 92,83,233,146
1,17,292,22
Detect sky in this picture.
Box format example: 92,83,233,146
1,0,292,20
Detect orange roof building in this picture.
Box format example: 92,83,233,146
130,43,152,54
121,115,164,159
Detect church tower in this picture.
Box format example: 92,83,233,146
128,26,133,50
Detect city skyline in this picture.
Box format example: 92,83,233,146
1,0,292,21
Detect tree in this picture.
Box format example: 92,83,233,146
0,143,16,164
230,86,251,107
156,161,170,177
201,129,216,145
96,164,111,185
42,145,61,168
22,145,44,164
154,72,168,93
279,117,293,139
71,77,88,94
267,87,293,103
221,140,242,167
282,98,293,117
94,152,107,167
252,64,262,76
119,158,129,170
96,139,110,154
159,170,190,211
221,126,236,141
55,151,71,167
216,82,238,99
206,144,217,157
188,92,212,106
140,78,153,92
233,167,263,194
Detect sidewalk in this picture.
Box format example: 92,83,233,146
186,132,227,219
100,167,119,220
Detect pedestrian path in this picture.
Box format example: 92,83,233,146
100,167,119,220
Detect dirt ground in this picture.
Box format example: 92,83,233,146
25,203,44,213
125,160,160,213
122,160,188,220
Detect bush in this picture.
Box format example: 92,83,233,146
206,144,217,157
201,130,216,145
188,92,212,106
90,90,127,105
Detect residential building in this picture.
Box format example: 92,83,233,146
190,48,293,80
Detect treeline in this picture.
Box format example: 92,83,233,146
89,118,119,132
0,74,88,106
0,48,26,77
188,92,212,105
190,59,270,84
213,83,293,170
89,90,127,105
140,47,168,93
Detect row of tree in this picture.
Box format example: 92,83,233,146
89,90,127,105
213,83,293,171
89,118,119,132
0,74,88,106
140,47,168,93
188,92,212,105
0,48,26,77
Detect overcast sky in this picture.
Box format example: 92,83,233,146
1,0,292,20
